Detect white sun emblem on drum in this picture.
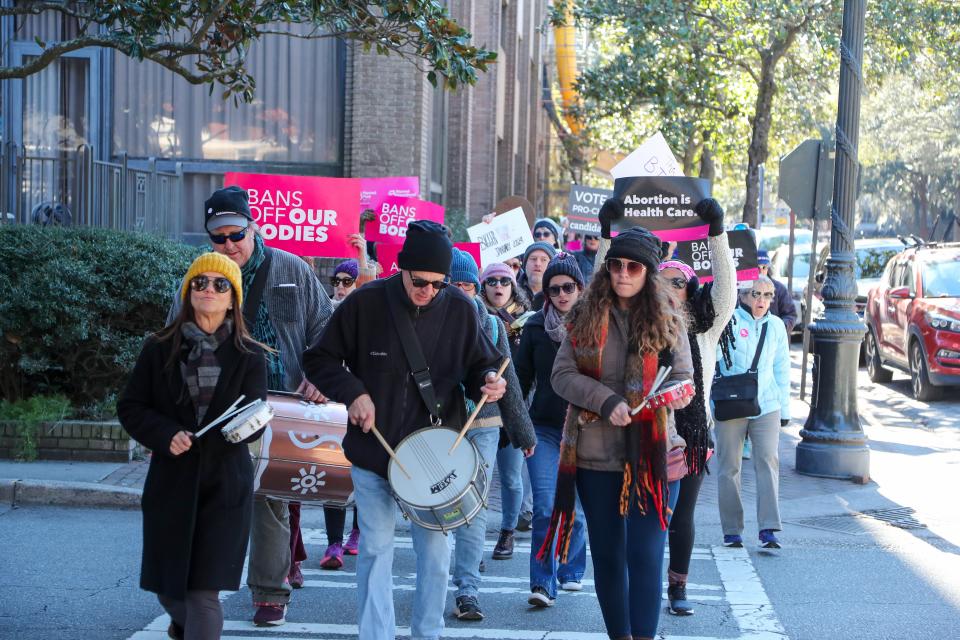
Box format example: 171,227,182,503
291,465,326,495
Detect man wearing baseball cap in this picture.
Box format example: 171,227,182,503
303,220,510,640
169,185,333,627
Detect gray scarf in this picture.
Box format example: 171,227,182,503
180,318,233,423
543,303,567,343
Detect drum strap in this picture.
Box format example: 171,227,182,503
386,282,445,424
243,248,274,327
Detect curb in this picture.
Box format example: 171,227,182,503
0,478,141,509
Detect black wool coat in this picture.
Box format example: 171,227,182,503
117,334,267,600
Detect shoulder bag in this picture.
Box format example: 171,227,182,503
711,321,767,422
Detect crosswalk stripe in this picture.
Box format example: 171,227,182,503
712,545,788,638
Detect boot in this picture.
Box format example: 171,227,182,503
492,529,515,559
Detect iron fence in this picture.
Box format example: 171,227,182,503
0,142,184,239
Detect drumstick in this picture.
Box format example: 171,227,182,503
449,358,511,454
369,424,411,480
629,365,673,416
192,395,247,439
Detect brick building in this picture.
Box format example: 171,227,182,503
1,1,555,241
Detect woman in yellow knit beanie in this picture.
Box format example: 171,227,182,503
117,251,267,639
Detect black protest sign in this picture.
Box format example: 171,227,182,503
673,230,759,283
612,176,711,240
567,185,613,235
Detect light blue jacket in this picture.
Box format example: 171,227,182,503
713,305,791,420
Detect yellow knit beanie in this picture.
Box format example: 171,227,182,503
180,252,244,307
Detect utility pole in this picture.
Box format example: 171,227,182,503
796,0,870,482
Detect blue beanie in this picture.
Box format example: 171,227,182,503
450,248,480,288
544,251,585,289
334,259,359,279
757,249,771,265
533,218,563,246
522,241,557,268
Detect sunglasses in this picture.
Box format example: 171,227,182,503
409,275,448,291
485,277,513,287
668,277,688,290
606,258,646,277
547,282,578,297
750,290,775,300
533,230,554,239
209,229,248,244
190,275,233,294
453,281,477,291
330,276,355,288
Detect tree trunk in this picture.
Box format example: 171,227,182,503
742,53,778,227
699,131,716,181
682,129,700,177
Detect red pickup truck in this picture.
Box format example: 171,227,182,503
864,243,960,400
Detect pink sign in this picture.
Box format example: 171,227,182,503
376,244,402,278
225,172,360,258
359,176,420,215
454,242,482,269
366,196,445,244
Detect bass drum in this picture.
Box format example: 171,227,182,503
248,391,353,505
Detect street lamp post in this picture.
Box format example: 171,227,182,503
796,0,870,481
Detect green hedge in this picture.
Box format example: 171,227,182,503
0,225,199,407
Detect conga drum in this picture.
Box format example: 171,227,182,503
248,391,353,505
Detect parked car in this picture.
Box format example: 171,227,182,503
756,227,813,254
808,238,903,318
770,242,826,334
864,243,960,400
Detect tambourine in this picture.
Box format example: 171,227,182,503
645,380,695,409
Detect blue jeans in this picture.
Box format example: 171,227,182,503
496,442,524,530
577,469,680,639
452,426,500,598
351,466,452,640
527,425,587,598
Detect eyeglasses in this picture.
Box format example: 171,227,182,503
330,276,355,288
547,282,578,297
533,230,554,239
190,275,233,294
409,275,448,291
209,229,248,244
505,260,522,271
749,290,775,300
484,277,513,288
667,277,688,290
606,258,646,277
453,282,476,292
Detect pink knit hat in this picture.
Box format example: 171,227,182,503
659,259,697,282
480,262,517,287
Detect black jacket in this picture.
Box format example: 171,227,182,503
770,277,797,333
574,249,596,281
515,311,567,429
117,334,267,600
303,275,502,478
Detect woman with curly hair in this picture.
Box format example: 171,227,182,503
547,226,694,640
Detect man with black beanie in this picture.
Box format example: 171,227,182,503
303,220,507,640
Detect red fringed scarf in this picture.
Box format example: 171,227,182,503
537,308,672,565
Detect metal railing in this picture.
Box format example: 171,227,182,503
1,142,184,239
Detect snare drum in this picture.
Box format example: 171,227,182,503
646,379,695,409
221,400,274,443
388,427,489,533
247,392,353,505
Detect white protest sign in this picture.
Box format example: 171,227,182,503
610,131,684,179
467,207,535,267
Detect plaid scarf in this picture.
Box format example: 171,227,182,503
241,235,285,390
537,308,671,565
180,319,233,424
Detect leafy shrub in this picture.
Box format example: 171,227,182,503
0,394,71,460
0,226,199,406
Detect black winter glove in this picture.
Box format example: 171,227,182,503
694,197,725,237
780,419,789,428
598,197,624,239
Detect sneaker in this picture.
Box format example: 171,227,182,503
759,529,781,549
343,527,360,555
559,580,583,592
479,559,486,573
288,561,304,589
492,529,515,559
320,542,344,569
667,584,694,616
516,510,533,532
742,439,752,459
528,586,555,608
454,595,484,621
723,534,743,548
167,621,184,639
253,603,286,627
